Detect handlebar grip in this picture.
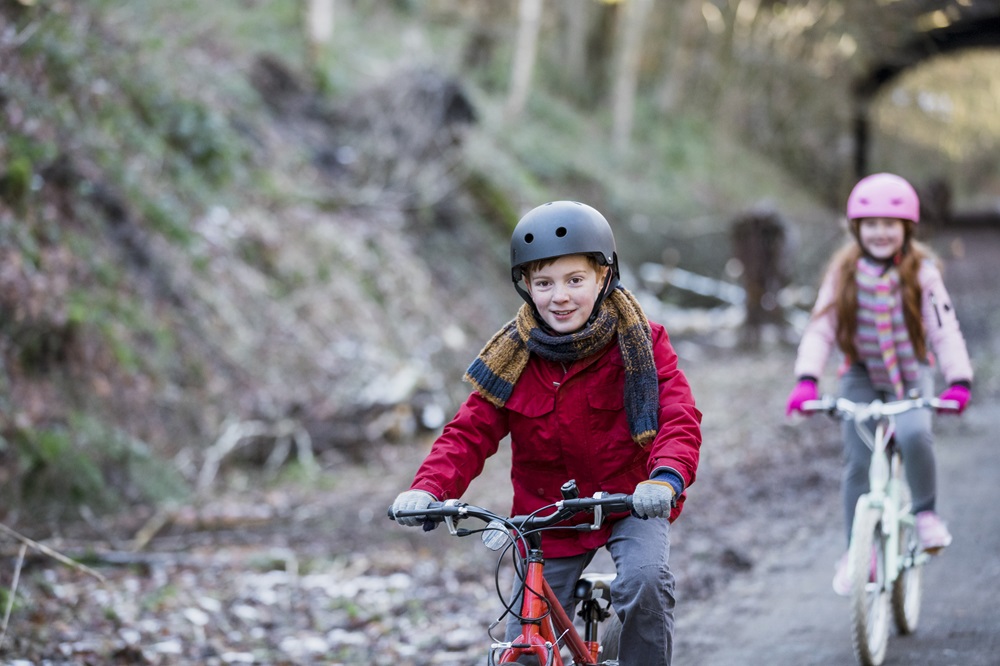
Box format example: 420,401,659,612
389,500,463,522
603,493,633,514
800,397,835,412
563,493,633,514
388,502,451,533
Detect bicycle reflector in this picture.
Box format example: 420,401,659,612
482,520,511,551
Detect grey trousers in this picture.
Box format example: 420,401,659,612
503,514,675,665
839,363,937,546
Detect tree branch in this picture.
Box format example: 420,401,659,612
0,522,107,583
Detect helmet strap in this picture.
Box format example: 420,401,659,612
512,278,555,334
585,268,620,327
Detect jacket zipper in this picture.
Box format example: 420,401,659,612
554,362,569,387
930,291,943,327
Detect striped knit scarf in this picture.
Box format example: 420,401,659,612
465,287,659,446
855,257,919,398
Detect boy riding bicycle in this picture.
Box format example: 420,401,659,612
391,201,702,665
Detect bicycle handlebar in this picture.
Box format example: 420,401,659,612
800,395,960,421
387,492,634,535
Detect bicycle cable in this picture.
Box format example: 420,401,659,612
487,501,592,631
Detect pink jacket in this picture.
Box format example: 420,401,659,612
409,322,702,557
795,259,973,386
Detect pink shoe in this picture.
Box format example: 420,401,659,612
832,552,851,596
915,511,952,553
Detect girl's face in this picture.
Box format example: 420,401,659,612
526,255,608,334
857,217,906,260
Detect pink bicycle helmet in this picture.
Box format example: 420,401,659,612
846,173,920,223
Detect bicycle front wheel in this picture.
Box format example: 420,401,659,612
891,515,923,634
850,504,890,666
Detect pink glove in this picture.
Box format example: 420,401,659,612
937,384,970,414
785,379,818,416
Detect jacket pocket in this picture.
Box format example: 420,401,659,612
506,392,562,465
505,392,555,418
586,388,633,457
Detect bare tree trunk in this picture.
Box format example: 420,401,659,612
711,0,749,124
611,0,653,155
506,0,544,121
458,1,510,76
560,0,590,91
304,0,335,69
732,0,762,53
656,0,703,114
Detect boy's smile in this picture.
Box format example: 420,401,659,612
526,255,608,333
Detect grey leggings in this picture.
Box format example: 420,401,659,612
503,514,675,665
839,364,937,545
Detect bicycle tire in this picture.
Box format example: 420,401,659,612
891,516,922,634
850,504,890,666
598,611,622,662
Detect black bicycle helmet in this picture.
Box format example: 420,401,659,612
510,201,620,322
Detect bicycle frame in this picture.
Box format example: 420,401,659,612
849,409,919,592
492,552,598,665
803,395,957,666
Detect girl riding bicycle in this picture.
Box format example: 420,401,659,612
391,201,702,665
784,173,973,596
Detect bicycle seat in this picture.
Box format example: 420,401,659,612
573,573,616,603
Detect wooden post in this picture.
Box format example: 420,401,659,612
731,207,789,349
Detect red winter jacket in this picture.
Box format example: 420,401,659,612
409,321,702,557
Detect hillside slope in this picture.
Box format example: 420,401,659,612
0,4,526,522
0,3,831,526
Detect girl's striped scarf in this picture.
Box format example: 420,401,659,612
465,286,659,446
855,257,919,398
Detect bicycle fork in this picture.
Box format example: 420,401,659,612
868,439,916,589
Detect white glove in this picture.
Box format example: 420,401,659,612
391,489,436,527
632,480,675,519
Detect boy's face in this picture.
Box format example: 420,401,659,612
526,255,608,333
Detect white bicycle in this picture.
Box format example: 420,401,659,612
802,394,958,666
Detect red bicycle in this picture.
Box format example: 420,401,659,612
389,479,631,665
